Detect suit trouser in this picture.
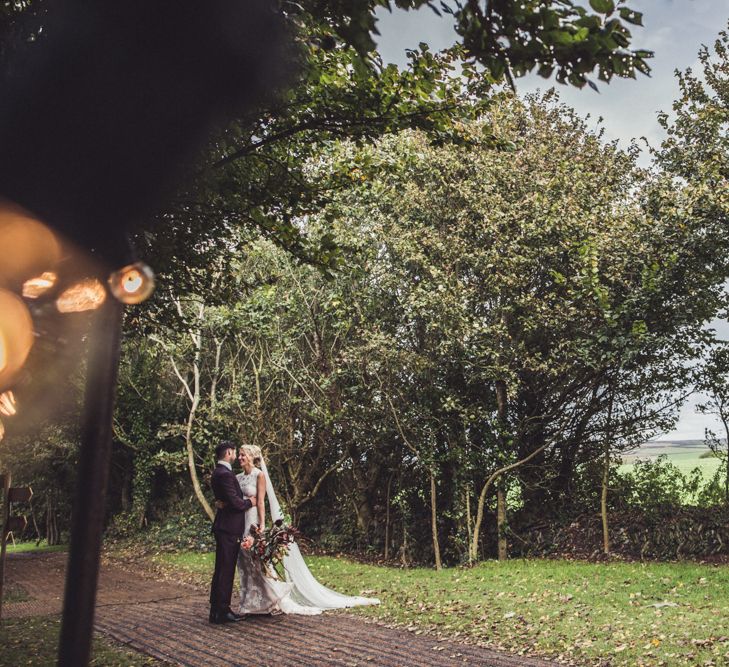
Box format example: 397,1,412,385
210,529,240,612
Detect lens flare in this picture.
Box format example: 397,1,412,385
108,262,155,304
0,201,60,286
56,278,107,313
22,271,58,299
0,289,34,391
0,390,16,416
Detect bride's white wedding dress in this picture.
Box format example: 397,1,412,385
236,464,380,615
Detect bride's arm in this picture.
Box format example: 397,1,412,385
256,471,266,530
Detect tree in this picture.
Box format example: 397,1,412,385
112,0,654,315
303,90,729,561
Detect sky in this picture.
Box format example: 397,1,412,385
375,1,729,441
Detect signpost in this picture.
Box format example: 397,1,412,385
0,472,33,621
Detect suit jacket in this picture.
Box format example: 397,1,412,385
211,464,252,536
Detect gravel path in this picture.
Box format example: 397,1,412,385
4,551,560,667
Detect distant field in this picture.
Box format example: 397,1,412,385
620,440,723,480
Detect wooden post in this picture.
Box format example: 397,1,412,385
57,296,123,667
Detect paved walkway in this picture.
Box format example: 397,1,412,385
4,551,560,667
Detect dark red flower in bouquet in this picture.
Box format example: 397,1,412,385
245,519,304,578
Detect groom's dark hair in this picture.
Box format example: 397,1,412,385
215,441,236,461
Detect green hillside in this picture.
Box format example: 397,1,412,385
620,440,723,479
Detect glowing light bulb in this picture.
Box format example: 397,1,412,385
56,278,107,313
22,271,58,299
0,390,17,416
0,289,34,391
108,262,155,304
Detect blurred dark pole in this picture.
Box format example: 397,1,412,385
58,293,123,667
0,2,290,665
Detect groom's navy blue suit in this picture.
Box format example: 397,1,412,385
209,463,252,617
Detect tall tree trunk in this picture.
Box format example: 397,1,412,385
470,441,549,562
169,301,214,521
384,474,392,560
209,336,223,418
722,413,729,506
188,314,214,520
465,486,472,556
430,471,442,570
601,387,614,555
601,439,610,555
471,378,507,562
497,485,507,561
400,521,410,567
29,499,42,546
383,389,441,569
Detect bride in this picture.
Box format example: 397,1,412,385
235,444,380,615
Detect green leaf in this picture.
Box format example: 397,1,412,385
619,7,643,26
589,0,615,14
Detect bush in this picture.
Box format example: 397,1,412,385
518,506,729,560
614,455,704,511
108,499,213,552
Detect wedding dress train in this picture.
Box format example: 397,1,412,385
236,463,380,615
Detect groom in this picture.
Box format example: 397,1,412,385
209,441,256,624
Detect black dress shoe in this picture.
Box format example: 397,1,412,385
210,610,244,624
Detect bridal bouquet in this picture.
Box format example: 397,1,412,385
242,518,302,577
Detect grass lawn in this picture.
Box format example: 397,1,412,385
150,550,729,666
0,616,169,666
3,540,67,554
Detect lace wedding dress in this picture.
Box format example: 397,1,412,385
236,464,380,615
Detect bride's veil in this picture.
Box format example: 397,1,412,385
260,457,380,609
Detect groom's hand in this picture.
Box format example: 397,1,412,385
215,500,226,509
248,495,257,506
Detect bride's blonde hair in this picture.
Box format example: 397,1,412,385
240,444,263,466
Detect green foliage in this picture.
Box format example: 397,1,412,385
281,0,652,87
617,456,704,511
110,501,213,553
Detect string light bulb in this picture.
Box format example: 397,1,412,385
108,262,155,304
